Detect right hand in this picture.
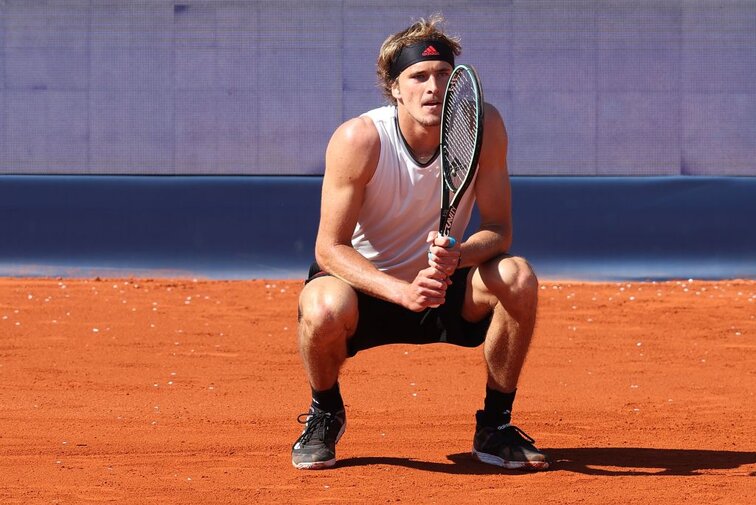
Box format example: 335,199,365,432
401,265,449,312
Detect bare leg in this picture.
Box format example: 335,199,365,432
466,256,548,470
465,256,539,392
297,276,359,391
292,277,357,469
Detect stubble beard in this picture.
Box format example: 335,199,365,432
413,109,441,128
417,116,441,128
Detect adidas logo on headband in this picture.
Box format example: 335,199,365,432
421,45,440,57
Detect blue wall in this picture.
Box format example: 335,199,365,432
1,176,754,280
1,1,754,176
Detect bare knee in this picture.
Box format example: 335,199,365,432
504,256,539,299
481,256,538,318
298,281,358,347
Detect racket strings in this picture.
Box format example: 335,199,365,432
442,72,479,192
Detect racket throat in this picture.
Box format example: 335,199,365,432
439,206,457,237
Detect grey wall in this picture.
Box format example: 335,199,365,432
1,0,754,176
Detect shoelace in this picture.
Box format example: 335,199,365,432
296,410,334,445
496,423,536,444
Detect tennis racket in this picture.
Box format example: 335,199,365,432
438,64,484,240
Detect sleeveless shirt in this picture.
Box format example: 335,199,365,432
351,105,478,282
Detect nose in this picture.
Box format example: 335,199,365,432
427,74,443,94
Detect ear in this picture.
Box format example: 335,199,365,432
391,80,401,101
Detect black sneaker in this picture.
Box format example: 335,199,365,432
472,411,549,470
291,406,346,470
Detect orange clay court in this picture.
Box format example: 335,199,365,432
0,277,754,504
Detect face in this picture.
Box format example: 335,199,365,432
391,60,452,128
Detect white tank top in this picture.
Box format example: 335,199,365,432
352,105,477,282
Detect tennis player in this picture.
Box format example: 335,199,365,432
292,15,548,471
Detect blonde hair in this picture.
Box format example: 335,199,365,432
376,14,462,104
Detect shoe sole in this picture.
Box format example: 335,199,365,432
472,449,550,471
291,418,346,470
292,457,337,470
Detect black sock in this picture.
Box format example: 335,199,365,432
311,382,344,413
480,386,516,425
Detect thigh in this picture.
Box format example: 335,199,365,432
346,293,426,356
348,267,489,356
462,254,533,322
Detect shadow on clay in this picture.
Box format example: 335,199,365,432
337,448,756,476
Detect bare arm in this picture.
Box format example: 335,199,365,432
315,117,447,311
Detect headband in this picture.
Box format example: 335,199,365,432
389,40,455,79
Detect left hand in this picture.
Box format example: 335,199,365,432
426,231,461,280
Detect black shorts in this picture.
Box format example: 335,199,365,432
305,262,492,357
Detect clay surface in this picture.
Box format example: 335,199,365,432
1,278,754,503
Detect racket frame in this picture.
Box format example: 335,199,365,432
438,64,485,238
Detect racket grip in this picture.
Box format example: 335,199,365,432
446,236,456,248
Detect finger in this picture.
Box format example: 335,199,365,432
433,235,456,248
427,258,444,273
427,248,448,268
427,267,448,282
415,288,445,306
427,248,438,263
424,276,448,290
427,254,449,270
425,294,446,308
431,252,458,272
429,246,458,267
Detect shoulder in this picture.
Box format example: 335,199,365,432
480,102,508,153
482,103,507,139
476,102,509,174
328,115,381,155
325,115,381,184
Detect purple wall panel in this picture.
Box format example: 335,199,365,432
0,1,753,175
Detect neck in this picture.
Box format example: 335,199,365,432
395,107,440,162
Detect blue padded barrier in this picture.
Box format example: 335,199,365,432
0,176,754,280
509,177,755,280
0,176,320,278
